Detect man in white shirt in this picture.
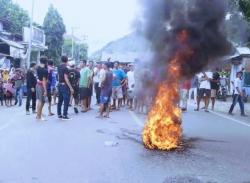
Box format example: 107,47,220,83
229,71,247,116
93,64,101,105
127,65,135,109
195,72,212,112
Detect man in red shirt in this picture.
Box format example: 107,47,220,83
180,80,191,112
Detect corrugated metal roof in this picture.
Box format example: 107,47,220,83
0,36,24,49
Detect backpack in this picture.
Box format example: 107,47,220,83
69,70,76,86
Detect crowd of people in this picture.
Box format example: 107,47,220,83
180,70,248,117
24,56,136,121
0,68,25,107
0,56,248,121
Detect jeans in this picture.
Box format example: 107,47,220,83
229,94,245,115
0,94,4,105
26,88,36,112
15,87,23,106
94,82,101,104
57,84,70,117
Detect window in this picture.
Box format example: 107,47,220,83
243,72,250,87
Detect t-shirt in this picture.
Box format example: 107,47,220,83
99,69,106,87
48,66,57,89
210,72,220,90
93,67,101,83
181,80,191,90
13,72,24,88
198,72,212,90
101,71,113,96
191,75,199,88
79,67,91,88
4,83,14,94
112,69,126,87
69,69,80,87
37,66,48,82
58,64,69,83
2,71,9,82
234,78,243,95
26,69,37,89
127,71,135,91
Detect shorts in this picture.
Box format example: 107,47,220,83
80,87,90,100
127,90,134,99
112,86,123,99
198,88,211,98
73,86,79,100
36,84,45,103
122,86,127,96
100,95,110,105
211,89,217,98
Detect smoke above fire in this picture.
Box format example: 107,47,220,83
137,0,232,83
136,0,232,150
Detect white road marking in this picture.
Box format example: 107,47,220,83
128,111,144,127
189,102,250,128
129,103,250,129
209,110,250,128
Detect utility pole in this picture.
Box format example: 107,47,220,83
27,0,35,68
71,27,74,60
71,27,79,60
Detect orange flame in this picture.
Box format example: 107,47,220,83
142,30,192,151
143,62,182,150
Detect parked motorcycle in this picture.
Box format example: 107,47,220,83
217,78,228,101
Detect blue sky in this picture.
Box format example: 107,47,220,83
14,0,140,54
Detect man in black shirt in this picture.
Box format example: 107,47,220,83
26,62,37,115
69,64,80,114
36,57,48,121
210,72,220,110
57,56,74,120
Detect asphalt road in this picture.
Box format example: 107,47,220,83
0,103,250,183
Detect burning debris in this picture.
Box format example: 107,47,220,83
138,0,232,150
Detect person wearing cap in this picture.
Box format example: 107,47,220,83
229,71,247,117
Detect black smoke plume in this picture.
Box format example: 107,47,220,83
136,0,232,88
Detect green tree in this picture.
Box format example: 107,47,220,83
239,0,250,21
43,5,66,65
0,0,29,34
62,38,88,61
